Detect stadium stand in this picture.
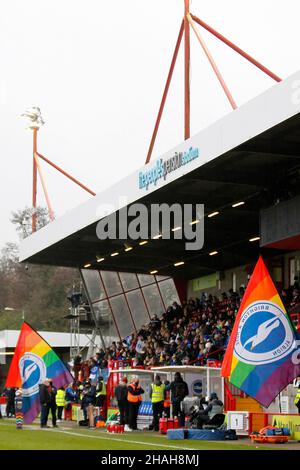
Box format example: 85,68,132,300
73,282,300,375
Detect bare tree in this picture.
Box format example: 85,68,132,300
0,206,79,331
0,243,19,273
10,206,50,239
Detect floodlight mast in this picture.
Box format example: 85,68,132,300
184,0,190,141
21,2,283,228
20,108,44,233
21,107,96,233
21,107,54,232
32,127,38,232
145,0,282,164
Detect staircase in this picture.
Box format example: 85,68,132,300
224,380,263,413
224,381,265,432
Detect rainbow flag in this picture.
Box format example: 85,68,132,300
222,256,300,407
5,322,73,424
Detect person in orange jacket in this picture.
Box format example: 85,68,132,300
163,380,171,418
127,376,144,431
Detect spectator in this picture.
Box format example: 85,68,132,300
39,379,53,428
56,386,65,422
48,379,58,428
65,382,78,419
39,379,50,428
89,359,100,385
162,380,171,417
127,376,144,431
83,360,91,380
294,383,300,414
170,372,189,427
293,276,300,291
135,336,145,355
196,392,224,428
4,388,15,418
73,355,82,381
150,314,161,330
150,375,165,432
81,379,96,428
172,301,183,319
95,375,106,409
290,289,300,309
114,376,129,429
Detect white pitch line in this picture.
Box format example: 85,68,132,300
0,421,197,450
50,428,197,451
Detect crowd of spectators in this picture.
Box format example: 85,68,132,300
282,277,300,311
73,278,300,378
1,281,300,422
123,289,243,367
73,288,246,377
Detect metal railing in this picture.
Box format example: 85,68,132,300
224,380,236,411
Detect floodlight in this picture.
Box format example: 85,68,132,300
21,106,45,130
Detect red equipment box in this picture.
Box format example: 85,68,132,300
159,417,179,434
107,423,124,433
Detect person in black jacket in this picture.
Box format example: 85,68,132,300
39,378,58,428
196,393,224,428
39,379,51,428
114,376,128,427
4,388,15,418
170,372,189,427
48,379,58,427
81,380,96,428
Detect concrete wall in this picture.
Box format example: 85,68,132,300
283,251,300,289
188,251,300,299
188,264,249,299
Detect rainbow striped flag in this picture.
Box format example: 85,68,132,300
5,322,73,424
222,256,300,407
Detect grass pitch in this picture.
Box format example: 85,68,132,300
0,420,287,451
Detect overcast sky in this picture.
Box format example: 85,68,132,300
1,0,299,249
